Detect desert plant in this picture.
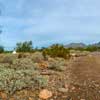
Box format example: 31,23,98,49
0,55,16,64
0,65,48,97
34,75,48,88
16,41,33,52
12,58,37,70
0,46,4,53
42,44,70,59
48,58,66,71
31,52,44,63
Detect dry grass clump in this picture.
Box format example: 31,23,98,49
12,58,36,70
0,54,17,64
47,57,67,71
31,52,44,63
17,53,31,59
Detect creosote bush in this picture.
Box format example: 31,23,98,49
42,44,70,59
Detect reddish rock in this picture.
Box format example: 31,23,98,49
39,89,52,99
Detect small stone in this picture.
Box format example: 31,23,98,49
29,97,33,100
39,89,52,99
64,84,69,89
71,86,76,90
58,88,68,93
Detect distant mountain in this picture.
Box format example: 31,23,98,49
91,42,100,47
65,43,86,48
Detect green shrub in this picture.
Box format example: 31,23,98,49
34,76,48,87
42,44,70,59
0,46,4,53
16,41,33,52
85,46,100,52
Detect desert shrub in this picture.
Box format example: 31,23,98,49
0,65,48,95
17,53,23,59
85,46,100,52
31,52,44,63
16,41,33,52
42,44,70,59
34,76,48,88
2,56,13,64
12,58,37,70
0,54,17,64
48,57,66,71
17,53,32,59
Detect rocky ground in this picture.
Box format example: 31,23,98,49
0,52,99,100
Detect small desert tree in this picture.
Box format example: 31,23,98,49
0,25,4,53
42,44,70,59
0,46,4,53
16,41,33,52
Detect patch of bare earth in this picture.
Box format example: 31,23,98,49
67,53,100,100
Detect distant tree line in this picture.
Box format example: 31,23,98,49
68,46,100,52
0,41,100,57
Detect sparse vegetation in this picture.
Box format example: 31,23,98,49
0,42,99,99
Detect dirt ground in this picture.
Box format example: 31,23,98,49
68,53,100,100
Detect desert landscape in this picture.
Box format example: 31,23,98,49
0,0,100,99
0,50,99,100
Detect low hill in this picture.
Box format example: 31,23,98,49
65,43,86,48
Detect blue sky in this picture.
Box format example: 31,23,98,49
0,0,100,49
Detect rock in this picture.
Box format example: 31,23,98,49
64,84,69,89
58,88,68,93
71,86,76,90
29,97,33,100
0,92,7,99
39,89,52,99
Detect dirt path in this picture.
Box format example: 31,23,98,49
68,54,100,100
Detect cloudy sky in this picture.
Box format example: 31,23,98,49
0,0,100,49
